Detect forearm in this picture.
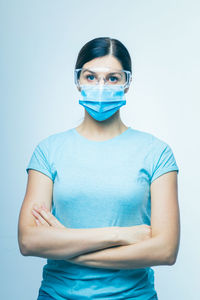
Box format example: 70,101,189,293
20,226,122,260
67,235,173,269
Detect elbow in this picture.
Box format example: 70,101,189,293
157,236,179,266
157,233,180,266
165,248,178,265
18,231,33,256
166,254,176,265
18,237,30,256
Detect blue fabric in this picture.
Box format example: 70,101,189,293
79,84,126,121
26,126,179,299
37,288,56,299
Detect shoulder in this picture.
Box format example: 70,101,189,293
130,127,169,150
130,128,179,182
37,128,74,149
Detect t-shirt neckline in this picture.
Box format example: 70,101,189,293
72,126,132,144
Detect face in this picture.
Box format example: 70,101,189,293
83,55,123,71
77,55,131,93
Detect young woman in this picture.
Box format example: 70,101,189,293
18,37,180,300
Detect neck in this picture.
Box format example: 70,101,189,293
76,110,128,138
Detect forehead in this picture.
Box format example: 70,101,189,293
82,55,123,70
81,67,123,73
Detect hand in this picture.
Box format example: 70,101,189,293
119,224,152,246
31,204,66,229
67,225,152,266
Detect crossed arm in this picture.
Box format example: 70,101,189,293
18,170,180,270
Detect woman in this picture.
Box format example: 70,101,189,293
18,37,180,300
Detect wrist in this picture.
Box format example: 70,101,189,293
112,226,127,246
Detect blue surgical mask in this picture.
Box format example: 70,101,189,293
79,84,126,121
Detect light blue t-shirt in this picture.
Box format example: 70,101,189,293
26,126,179,300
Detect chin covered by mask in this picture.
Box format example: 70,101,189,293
78,84,126,121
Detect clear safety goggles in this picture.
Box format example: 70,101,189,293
74,67,132,89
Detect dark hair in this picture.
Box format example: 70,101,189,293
75,37,132,74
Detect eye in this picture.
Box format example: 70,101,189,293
108,76,119,83
86,74,95,81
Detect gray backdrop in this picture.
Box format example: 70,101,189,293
1,0,199,299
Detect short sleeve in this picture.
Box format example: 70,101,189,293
150,141,179,183
26,139,54,181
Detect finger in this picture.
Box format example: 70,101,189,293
32,205,52,225
34,218,41,227
39,206,65,228
32,209,48,225
31,209,50,226
32,204,65,228
35,207,55,226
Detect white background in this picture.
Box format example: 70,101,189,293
1,0,199,299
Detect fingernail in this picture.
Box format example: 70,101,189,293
33,205,38,210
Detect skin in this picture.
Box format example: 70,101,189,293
19,54,180,270
32,168,180,269
75,54,132,141
31,205,152,267
29,55,180,269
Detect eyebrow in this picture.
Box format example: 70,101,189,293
82,69,96,74
82,69,122,75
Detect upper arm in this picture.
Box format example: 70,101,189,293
150,170,180,264
19,137,55,231
18,169,53,250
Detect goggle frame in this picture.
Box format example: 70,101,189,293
74,67,132,89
